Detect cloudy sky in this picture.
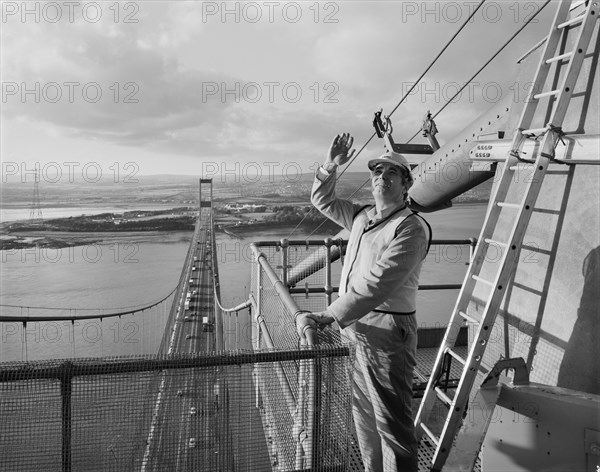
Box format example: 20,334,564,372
1,1,555,180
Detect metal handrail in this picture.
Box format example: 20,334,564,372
249,237,478,349
248,237,478,468
0,348,350,472
253,237,476,248
249,242,322,468
250,244,318,346
0,348,349,381
283,237,476,289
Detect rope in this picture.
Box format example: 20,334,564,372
299,0,551,240
285,0,486,241
406,0,552,144
339,0,488,175
0,287,177,322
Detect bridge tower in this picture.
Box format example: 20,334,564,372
199,178,213,217
29,169,43,220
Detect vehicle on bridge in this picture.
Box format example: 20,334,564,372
202,316,214,332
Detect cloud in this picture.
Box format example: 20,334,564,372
2,10,243,149
1,1,558,174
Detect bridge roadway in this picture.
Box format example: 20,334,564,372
144,217,233,472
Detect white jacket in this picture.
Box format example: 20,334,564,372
312,167,431,328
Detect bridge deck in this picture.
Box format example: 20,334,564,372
146,217,259,471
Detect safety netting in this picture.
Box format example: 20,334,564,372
248,239,479,472
250,242,345,348
0,347,354,472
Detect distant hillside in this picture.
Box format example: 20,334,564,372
1,171,492,210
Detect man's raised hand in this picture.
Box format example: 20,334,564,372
327,133,356,167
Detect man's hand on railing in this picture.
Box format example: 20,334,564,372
295,310,336,343
295,311,316,341
308,311,336,326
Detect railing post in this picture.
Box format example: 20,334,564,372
310,353,322,469
295,356,308,469
280,238,289,287
255,260,262,352
61,361,73,472
324,238,333,306
254,255,262,410
295,345,322,470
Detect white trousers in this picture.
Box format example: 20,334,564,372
342,312,418,472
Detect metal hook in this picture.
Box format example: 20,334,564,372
422,110,438,137
383,114,393,136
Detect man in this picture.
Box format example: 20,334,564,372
297,133,431,472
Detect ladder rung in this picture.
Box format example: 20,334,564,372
521,127,548,136
558,13,584,29
435,387,453,407
546,51,573,64
446,348,466,365
513,281,545,297
459,311,479,325
521,243,553,255
484,238,507,248
533,89,559,100
472,274,494,287
508,164,534,171
420,423,440,446
497,201,521,209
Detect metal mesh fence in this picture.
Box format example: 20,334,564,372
252,242,345,349
256,261,298,351
249,239,483,472
2,375,63,470
1,234,479,472
0,348,353,472
249,242,357,471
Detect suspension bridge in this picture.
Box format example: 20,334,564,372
1,1,598,470
0,174,476,471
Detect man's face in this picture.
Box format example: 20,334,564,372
370,163,407,202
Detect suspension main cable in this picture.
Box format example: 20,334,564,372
283,132,378,239
333,0,487,177
405,0,551,144
0,287,177,322
0,295,174,311
308,0,551,240
287,0,486,241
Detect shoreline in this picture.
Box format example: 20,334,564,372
0,222,337,250
1,201,488,250
0,231,194,251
